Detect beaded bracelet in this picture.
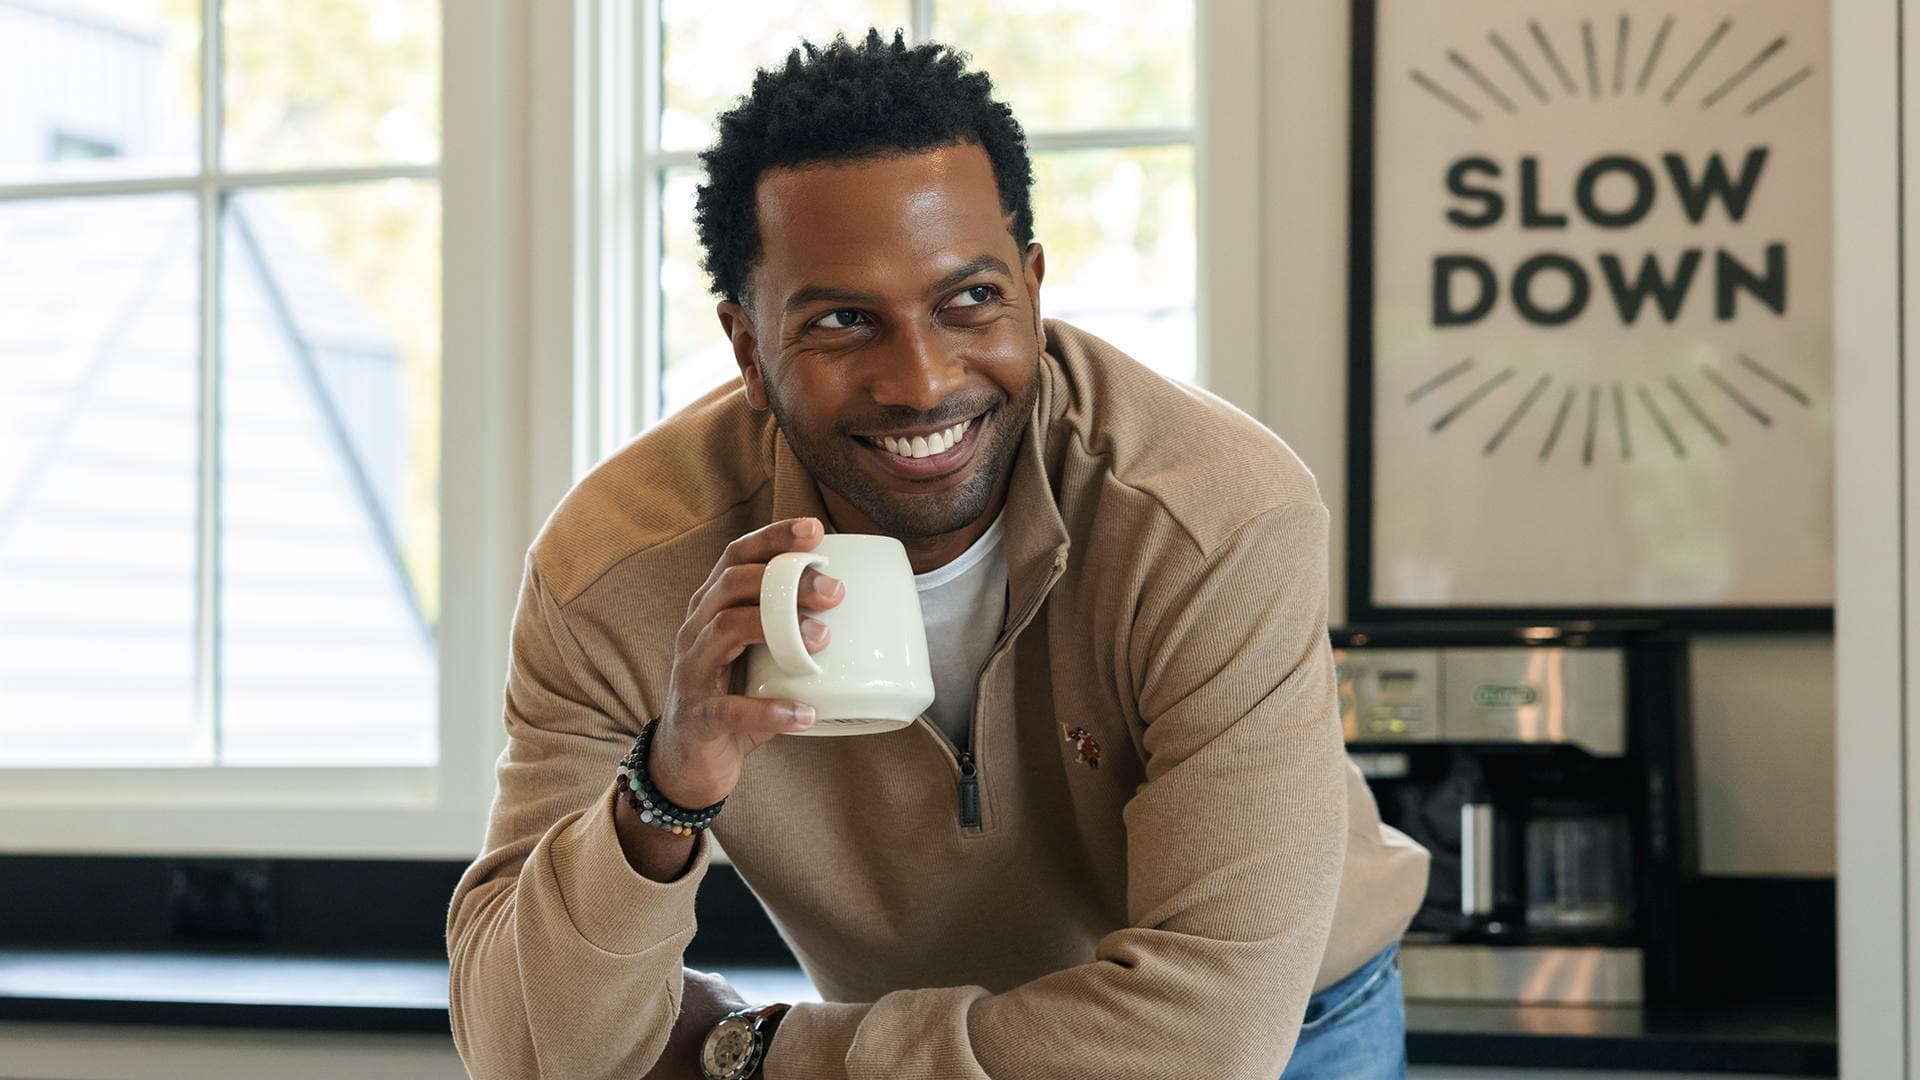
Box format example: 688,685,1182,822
616,718,727,836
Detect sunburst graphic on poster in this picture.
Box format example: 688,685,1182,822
1359,0,1832,617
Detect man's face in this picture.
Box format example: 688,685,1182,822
717,142,1044,541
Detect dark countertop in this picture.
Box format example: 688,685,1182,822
1407,1000,1836,1075
0,948,1835,1074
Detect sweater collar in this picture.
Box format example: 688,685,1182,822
766,336,1072,628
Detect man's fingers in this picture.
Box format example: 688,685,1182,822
719,516,823,574
794,567,844,611
691,563,843,627
691,607,765,670
690,517,831,615
704,693,818,735
688,564,763,624
691,606,829,672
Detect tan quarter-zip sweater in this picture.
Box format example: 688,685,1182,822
446,320,1430,1079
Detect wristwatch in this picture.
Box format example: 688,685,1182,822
699,1002,790,1080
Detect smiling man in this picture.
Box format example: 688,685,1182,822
448,31,1428,1080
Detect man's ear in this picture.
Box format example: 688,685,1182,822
1022,241,1046,337
716,299,769,411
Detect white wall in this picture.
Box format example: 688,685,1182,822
1259,4,1837,879
1831,0,1908,1073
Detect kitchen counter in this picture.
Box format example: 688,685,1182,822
0,948,1835,1074
1407,1000,1835,1075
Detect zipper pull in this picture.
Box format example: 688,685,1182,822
957,750,981,829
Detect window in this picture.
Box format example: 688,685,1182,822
0,1,441,768
0,0,538,862
632,1,1198,439
0,1,1248,859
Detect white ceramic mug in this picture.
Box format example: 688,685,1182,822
744,533,934,736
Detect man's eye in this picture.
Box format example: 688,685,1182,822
948,284,1000,309
814,309,865,330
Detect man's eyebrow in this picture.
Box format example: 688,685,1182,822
783,284,884,315
926,254,1014,296
780,255,1016,317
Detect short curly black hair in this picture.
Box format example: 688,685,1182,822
694,29,1035,304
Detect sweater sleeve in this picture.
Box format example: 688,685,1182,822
763,503,1348,1080
447,556,714,1079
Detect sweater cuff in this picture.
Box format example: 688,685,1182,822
547,781,712,956
763,1000,868,1080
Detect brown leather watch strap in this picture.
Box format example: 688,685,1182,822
752,1002,790,1040
745,1003,789,1080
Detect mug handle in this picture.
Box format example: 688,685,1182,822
760,550,831,676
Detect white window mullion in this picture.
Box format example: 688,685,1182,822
570,0,604,476
192,0,226,763
910,0,933,44
0,165,439,203
574,0,642,470
597,0,631,455
635,0,664,430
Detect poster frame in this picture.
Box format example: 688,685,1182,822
1343,0,1833,631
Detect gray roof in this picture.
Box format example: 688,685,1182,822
0,193,437,767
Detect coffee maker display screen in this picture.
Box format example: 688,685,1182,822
1377,670,1419,699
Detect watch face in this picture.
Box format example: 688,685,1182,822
701,1016,757,1080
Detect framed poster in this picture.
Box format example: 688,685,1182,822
1349,0,1833,630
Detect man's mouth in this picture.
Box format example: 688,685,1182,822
855,414,977,458
852,409,992,480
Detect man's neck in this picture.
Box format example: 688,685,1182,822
818,471,1012,576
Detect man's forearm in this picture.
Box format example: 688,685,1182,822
613,738,735,883
614,792,703,882
449,797,712,1079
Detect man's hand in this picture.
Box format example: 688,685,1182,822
614,516,844,882
652,516,844,808
644,968,750,1080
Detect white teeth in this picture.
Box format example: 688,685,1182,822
873,417,974,458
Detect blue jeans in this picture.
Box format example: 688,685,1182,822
1279,942,1407,1079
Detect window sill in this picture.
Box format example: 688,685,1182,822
0,947,819,1035
0,948,450,1034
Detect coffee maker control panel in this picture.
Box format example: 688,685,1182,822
1335,645,1627,758
1334,648,1441,741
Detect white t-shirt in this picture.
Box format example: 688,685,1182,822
912,512,1008,753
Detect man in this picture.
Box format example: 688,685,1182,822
448,30,1428,1080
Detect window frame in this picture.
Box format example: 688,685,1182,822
0,0,558,859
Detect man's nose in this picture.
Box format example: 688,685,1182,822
867,323,965,414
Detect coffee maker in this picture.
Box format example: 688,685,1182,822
1333,625,1696,1007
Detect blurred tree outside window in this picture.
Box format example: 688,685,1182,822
0,0,442,766
653,1,1197,419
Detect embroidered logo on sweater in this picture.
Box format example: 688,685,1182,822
1064,726,1101,769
